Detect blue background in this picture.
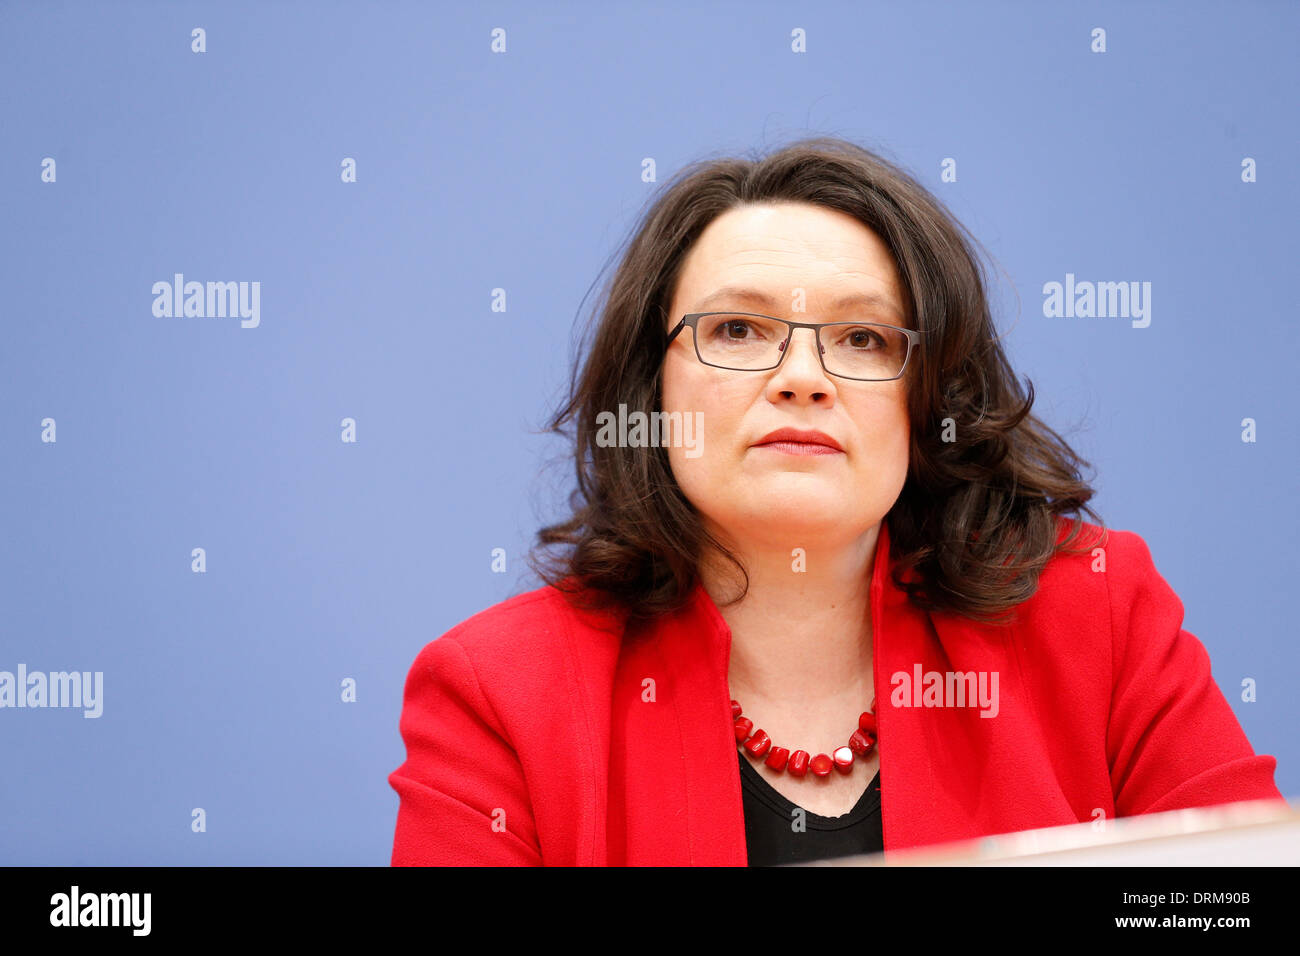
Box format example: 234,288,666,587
1,0,1295,864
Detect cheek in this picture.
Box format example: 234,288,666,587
660,360,703,492
659,353,692,416
878,385,910,441
879,391,913,482
850,386,911,463
662,358,743,433
661,363,748,496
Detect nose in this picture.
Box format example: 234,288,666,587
768,327,834,402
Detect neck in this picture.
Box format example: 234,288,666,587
699,521,881,704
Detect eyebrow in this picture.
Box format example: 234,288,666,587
692,286,905,320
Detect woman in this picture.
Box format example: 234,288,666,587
388,137,1285,866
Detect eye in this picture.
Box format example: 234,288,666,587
706,318,767,340
700,314,782,349
839,326,884,349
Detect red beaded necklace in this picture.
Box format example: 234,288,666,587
732,697,877,778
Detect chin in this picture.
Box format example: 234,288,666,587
719,505,865,544
739,469,848,500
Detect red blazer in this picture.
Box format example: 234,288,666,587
388,518,1285,865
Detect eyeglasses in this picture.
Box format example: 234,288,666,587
665,312,923,382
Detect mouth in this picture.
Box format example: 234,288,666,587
752,428,845,455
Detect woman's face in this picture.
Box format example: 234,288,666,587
661,201,912,551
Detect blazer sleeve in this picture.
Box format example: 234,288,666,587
1105,530,1286,817
388,633,543,865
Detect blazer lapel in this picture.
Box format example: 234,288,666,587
609,572,747,864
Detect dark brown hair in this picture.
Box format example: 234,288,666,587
529,136,1105,627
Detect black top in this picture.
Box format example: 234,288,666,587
738,747,882,866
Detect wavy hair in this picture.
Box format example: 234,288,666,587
529,136,1105,627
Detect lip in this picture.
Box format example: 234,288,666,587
752,427,844,453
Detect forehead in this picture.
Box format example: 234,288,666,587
672,203,906,320
691,285,904,319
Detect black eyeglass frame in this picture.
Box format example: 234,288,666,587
664,311,925,382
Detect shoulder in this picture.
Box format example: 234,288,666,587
399,581,629,723
1004,520,1194,735
1032,516,1165,605
1010,517,1179,662
1018,518,1192,688
427,583,576,659
1036,517,1182,621
431,580,627,662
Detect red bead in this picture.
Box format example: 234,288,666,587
734,717,753,742
743,729,771,758
729,695,879,785
832,746,854,774
849,728,877,757
788,750,810,777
